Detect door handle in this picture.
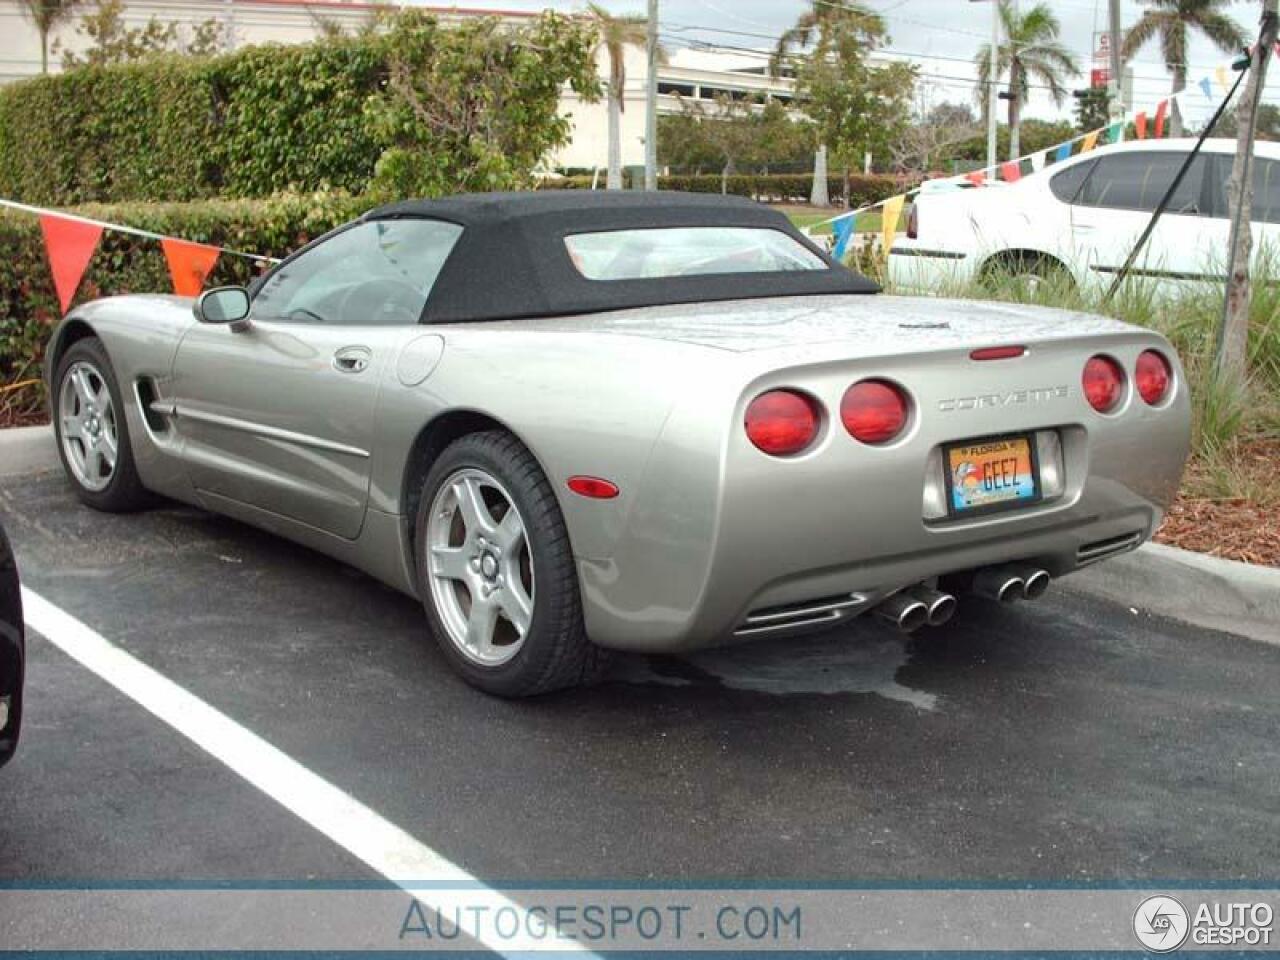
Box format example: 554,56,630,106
333,346,371,374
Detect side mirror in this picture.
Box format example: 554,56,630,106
194,286,252,332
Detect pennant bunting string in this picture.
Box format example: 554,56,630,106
39,214,103,313
162,238,222,297
880,195,906,256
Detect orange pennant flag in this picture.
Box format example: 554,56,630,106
162,238,220,296
1000,161,1022,183
40,214,103,313
1154,100,1168,139
1135,112,1148,139
965,170,986,186
1080,131,1100,153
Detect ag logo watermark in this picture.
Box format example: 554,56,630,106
1133,896,1190,953
1133,895,1274,952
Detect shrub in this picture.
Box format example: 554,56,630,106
0,12,598,205
0,192,371,419
536,172,912,206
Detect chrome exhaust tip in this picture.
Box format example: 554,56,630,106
1012,566,1051,600
874,593,930,633
971,567,1025,604
908,586,957,627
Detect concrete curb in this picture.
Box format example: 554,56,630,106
1060,541,1280,645
1,424,1276,643
0,425,57,477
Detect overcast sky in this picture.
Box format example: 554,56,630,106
432,0,1278,122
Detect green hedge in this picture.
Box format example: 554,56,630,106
0,192,371,412
0,11,597,206
0,38,386,206
540,172,912,206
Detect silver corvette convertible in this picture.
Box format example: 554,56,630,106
45,192,1190,696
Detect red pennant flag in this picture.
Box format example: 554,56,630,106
1154,100,1168,139
1135,112,1148,139
965,170,986,187
40,214,103,313
162,238,220,296
1000,161,1022,183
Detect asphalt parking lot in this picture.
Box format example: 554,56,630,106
2,456,1279,895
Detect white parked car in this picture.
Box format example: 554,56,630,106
889,139,1280,292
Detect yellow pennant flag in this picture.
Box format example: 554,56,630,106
881,194,906,255
1081,131,1100,153
1215,65,1229,92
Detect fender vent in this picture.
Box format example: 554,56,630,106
133,378,171,434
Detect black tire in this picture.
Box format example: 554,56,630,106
414,430,608,697
52,337,150,512
980,253,1074,294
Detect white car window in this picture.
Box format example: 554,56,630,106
254,219,463,326
1077,152,1208,216
564,227,827,280
1251,158,1280,224
1049,160,1094,203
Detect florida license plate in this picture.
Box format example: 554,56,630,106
945,434,1040,515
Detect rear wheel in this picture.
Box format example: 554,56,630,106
981,253,1073,296
414,430,607,697
53,337,149,512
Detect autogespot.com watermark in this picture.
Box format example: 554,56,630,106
2,886,1278,951
399,898,803,946
1133,894,1274,952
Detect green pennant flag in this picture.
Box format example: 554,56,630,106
1107,120,1125,144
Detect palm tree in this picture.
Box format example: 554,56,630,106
974,1,1078,161
770,0,883,206
18,0,81,73
1122,0,1245,137
587,4,650,190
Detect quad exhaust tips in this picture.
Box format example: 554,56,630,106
970,564,1051,603
875,586,957,632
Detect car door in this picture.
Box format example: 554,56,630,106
1069,149,1223,284
169,217,463,539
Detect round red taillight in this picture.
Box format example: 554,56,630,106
1135,349,1172,405
744,389,820,456
1082,355,1125,413
841,379,909,444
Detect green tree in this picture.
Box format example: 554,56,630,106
771,0,887,205
17,0,80,72
365,11,600,198
974,1,1078,160
59,0,221,67
1073,86,1112,132
792,6,916,205
586,4,654,190
1122,0,1245,137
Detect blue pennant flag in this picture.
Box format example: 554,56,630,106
832,215,855,260
1055,143,1072,162
1199,76,1213,99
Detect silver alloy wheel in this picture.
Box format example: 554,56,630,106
425,468,535,667
58,360,118,493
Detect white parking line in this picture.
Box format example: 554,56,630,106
21,586,599,957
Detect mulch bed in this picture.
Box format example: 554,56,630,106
1155,438,1280,568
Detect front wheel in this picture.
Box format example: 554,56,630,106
414,430,607,697
53,337,150,512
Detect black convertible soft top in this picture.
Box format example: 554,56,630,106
361,191,878,324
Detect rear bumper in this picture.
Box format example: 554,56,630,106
578,330,1191,653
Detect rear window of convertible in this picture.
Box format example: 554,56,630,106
563,226,828,280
